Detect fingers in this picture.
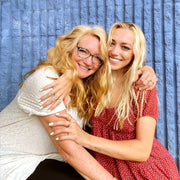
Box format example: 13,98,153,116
39,88,67,110
41,95,63,110
47,97,63,111
56,113,76,123
39,74,72,110
134,71,158,90
40,89,54,102
48,118,71,127
133,69,142,83
146,77,158,90
48,117,74,141
42,81,56,91
40,87,61,101
51,126,71,141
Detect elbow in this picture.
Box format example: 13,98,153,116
138,154,150,162
136,149,151,162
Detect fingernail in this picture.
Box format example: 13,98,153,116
50,132,54,136
49,122,54,126
47,109,51,113
37,99,41,103
56,112,60,116
39,106,43,110
55,137,59,141
39,88,43,92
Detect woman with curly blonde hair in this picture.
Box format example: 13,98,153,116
0,25,116,180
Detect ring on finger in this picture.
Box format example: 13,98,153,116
148,80,154,84
54,94,59,100
67,122,71,127
58,97,63,103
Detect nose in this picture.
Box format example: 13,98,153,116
84,56,93,66
110,45,120,56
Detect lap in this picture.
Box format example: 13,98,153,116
27,159,84,180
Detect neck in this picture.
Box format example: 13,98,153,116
107,71,124,108
112,69,124,84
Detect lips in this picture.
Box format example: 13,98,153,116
109,57,122,62
79,64,90,71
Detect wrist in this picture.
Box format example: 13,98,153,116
80,131,91,149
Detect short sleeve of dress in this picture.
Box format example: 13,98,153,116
16,66,66,116
140,87,159,121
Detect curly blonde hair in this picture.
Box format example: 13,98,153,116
107,22,147,130
20,25,111,124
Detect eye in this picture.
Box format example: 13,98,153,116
78,47,88,54
110,41,115,46
122,46,130,50
93,55,103,66
95,56,103,62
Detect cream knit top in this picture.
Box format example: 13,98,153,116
0,66,84,180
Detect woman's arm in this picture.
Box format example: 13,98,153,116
38,113,115,180
39,48,157,110
82,116,156,162
39,66,157,110
52,113,156,162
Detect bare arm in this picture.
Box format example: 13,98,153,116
38,113,115,180
81,116,156,161
52,113,156,162
39,65,157,110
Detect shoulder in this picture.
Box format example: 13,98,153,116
17,66,66,116
21,66,58,91
141,87,159,121
28,66,58,82
134,87,157,101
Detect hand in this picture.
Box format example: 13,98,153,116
40,71,73,110
134,65,158,90
49,112,87,146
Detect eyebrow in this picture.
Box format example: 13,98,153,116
112,39,132,46
78,45,100,56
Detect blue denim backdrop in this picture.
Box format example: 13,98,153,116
0,0,180,172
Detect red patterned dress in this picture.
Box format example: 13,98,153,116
91,88,179,180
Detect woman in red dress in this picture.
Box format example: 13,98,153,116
52,22,179,179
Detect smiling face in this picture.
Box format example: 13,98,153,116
71,34,102,79
108,28,134,72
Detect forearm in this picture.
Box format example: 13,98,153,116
81,117,156,162
57,140,114,180
83,133,149,162
39,116,114,180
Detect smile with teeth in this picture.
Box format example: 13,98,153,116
79,64,90,71
109,57,122,62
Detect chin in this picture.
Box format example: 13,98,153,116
78,74,89,79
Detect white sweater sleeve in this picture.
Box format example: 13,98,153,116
16,66,66,116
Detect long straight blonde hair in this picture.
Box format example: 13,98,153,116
107,22,147,130
20,25,111,123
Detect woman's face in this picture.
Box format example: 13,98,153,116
108,28,134,72
71,34,102,79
